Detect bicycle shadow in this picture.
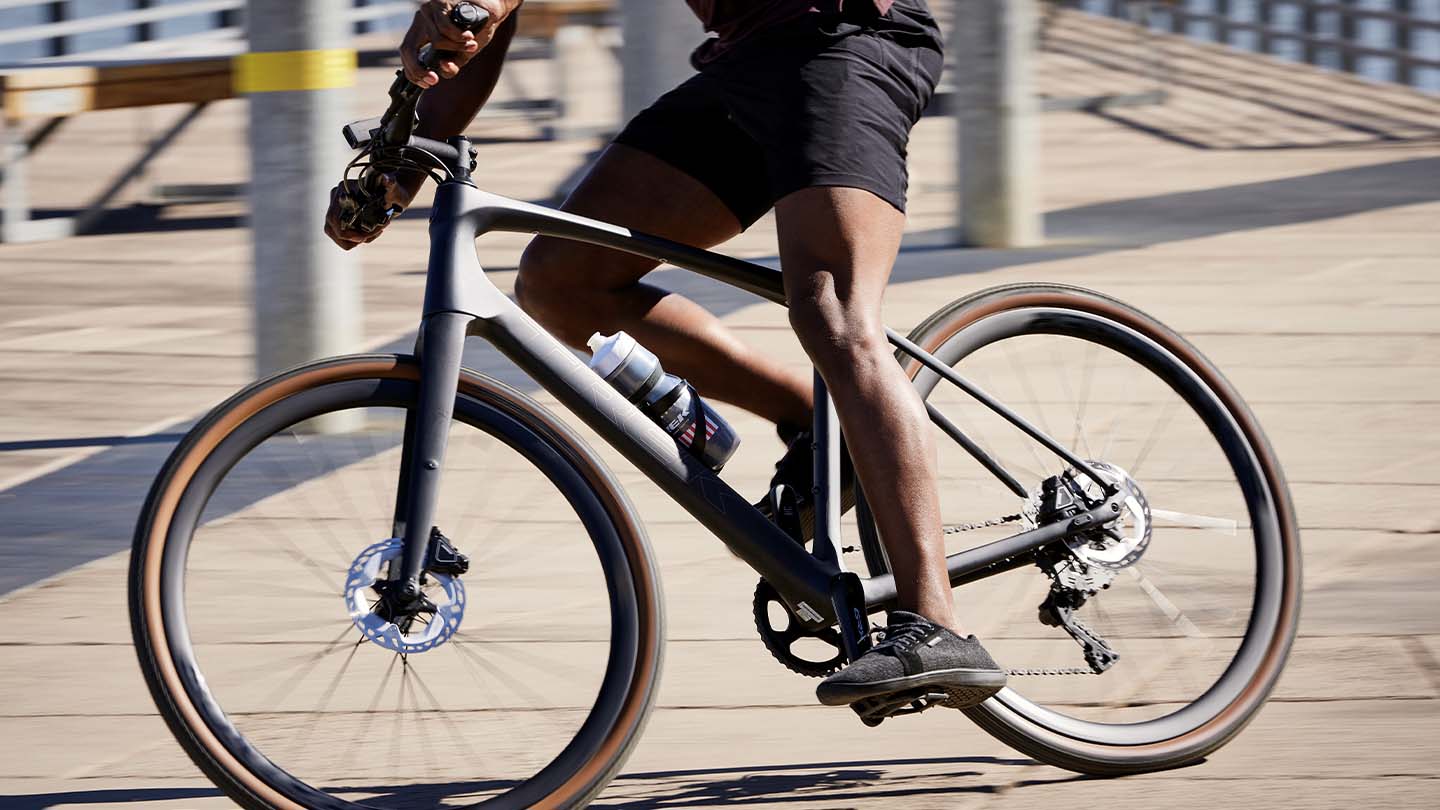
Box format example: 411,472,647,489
593,755,1074,809
0,757,1087,809
0,786,225,810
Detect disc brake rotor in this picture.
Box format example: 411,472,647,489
1071,461,1152,569
344,538,466,654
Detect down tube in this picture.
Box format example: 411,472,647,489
473,302,842,620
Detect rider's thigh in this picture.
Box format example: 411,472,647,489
518,143,743,295
773,185,906,356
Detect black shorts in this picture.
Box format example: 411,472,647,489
613,0,945,229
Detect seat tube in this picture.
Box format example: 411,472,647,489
811,371,845,569
394,310,471,601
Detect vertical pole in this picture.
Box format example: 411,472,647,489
45,1,68,58
218,6,240,32
1395,0,1414,86
618,0,701,121
244,1,361,412
134,0,155,45
952,0,1042,248
1340,0,1358,73
1,119,31,242
1301,0,1319,64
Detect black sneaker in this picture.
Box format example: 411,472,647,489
816,611,1007,709
754,423,856,543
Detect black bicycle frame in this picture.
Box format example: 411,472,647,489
387,137,1122,637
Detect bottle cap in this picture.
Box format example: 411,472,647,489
587,331,636,380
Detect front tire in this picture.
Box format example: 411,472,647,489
129,354,664,809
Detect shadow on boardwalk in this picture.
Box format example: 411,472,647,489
0,756,1057,809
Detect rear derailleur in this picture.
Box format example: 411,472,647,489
1033,474,1121,674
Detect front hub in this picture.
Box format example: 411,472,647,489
344,537,466,654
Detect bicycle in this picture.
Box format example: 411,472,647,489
129,6,1301,808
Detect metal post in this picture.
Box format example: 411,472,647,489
245,0,361,423
45,1,68,58
133,0,155,44
618,0,701,121
952,0,1042,247
1396,0,1415,86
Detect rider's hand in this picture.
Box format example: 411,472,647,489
400,0,514,87
323,174,416,251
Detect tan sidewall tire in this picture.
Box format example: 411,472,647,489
903,284,1301,775
128,354,664,809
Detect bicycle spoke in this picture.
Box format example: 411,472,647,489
408,662,486,766
1125,566,1207,640
1129,399,1179,479
1150,508,1239,535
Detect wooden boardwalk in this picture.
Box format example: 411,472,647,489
1,16,1438,809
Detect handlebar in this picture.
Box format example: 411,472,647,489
338,2,490,235
377,2,491,147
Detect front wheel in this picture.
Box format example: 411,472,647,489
129,354,664,809
897,284,1301,775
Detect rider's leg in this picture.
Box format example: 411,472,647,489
516,143,813,429
779,185,1006,709
774,186,957,632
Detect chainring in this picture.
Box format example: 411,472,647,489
753,579,846,678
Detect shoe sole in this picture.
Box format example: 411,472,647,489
816,668,1007,709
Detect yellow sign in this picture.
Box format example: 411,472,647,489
233,48,357,93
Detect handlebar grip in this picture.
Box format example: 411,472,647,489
450,3,490,32
421,4,492,74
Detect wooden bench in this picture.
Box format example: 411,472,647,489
0,0,617,243
0,57,233,242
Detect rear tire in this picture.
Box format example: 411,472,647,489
898,284,1301,775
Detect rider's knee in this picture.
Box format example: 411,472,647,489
517,237,588,339
787,284,885,369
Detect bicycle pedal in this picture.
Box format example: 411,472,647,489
849,689,949,727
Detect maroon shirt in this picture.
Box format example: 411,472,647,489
685,1,894,63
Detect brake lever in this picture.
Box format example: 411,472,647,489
337,175,402,235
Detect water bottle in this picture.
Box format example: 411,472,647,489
586,331,741,472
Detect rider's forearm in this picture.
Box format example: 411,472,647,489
400,9,519,198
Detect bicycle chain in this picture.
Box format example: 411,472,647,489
943,513,1024,534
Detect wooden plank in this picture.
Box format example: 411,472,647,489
2,58,232,121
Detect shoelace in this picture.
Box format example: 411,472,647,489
870,621,933,654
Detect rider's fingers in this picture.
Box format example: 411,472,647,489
429,5,477,51
325,221,362,251
399,12,438,85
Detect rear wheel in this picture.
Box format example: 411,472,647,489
890,283,1300,775
129,355,663,809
